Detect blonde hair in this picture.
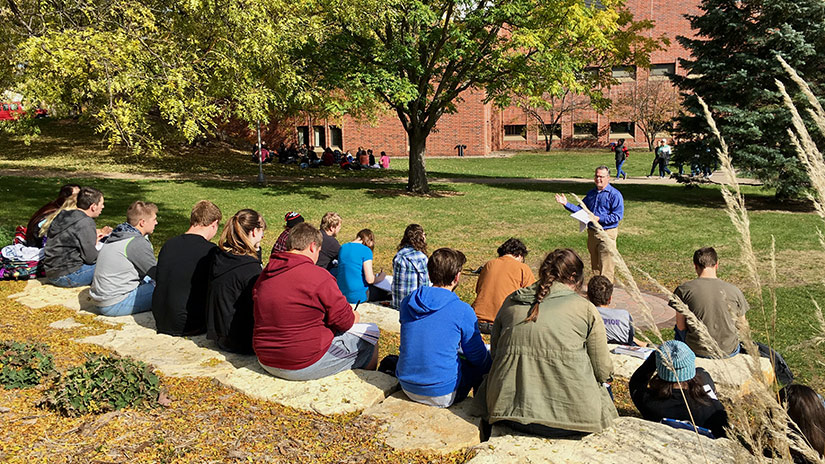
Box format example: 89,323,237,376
320,212,342,231
219,209,266,258
126,201,158,226
38,197,78,238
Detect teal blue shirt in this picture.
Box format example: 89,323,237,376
337,242,372,303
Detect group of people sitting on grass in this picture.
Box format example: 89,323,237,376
9,184,825,460
252,142,391,170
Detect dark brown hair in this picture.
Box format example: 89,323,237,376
693,247,718,269
398,223,427,254
356,228,375,250
76,186,103,210
287,222,323,251
780,384,825,458
190,200,222,227
647,376,711,405
497,238,528,258
219,209,266,258
523,248,584,323
428,248,466,287
587,275,613,307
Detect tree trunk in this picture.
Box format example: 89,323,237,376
407,130,429,193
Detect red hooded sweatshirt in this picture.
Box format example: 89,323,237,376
253,252,355,370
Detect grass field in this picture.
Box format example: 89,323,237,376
1,120,823,391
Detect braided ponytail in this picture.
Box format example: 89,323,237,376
523,248,584,323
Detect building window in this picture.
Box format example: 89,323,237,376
539,124,562,139
312,125,325,148
609,121,635,139
611,66,636,82
573,123,598,139
503,124,527,141
649,63,676,80
297,126,309,146
329,125,342,149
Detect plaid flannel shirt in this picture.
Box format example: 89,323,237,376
391,247,430,309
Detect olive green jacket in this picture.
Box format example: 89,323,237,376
479,281,618,433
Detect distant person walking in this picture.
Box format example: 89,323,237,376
454,144,467,157
614,138,628,180
555,166,624,283
658,139,672,178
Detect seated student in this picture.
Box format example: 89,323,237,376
670,247,749,358
587,275,647,346
380,151,390,169
316,212,342,274
25,184,80,248
321,147,335,166
629,340,728,438
471,238,535,334
358,149,370,167
392,224,430,309
43,186,107,288
152,200,222,336
270,211,303,255
337,229,388,304
89,201,159,316
482,248,617,437
206,209,265,354
779,384,825,462
253,223,379,381
397,248,491,407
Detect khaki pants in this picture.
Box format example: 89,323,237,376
587,227,619,283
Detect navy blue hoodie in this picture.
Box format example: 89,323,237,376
397,286,491,397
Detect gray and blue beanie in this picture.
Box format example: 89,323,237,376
655,340,696,383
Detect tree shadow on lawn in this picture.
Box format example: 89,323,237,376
480,180,815,213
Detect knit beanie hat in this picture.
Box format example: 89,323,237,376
655,340,696,383
285,211,304,229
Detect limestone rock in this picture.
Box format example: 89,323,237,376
7,278,95,311
48,317,84,329
354,302,400,333
75,315,398,415
467,417,737,463
363,391,482,453
608,344,775,398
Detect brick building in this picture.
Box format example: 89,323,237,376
290,0,700,156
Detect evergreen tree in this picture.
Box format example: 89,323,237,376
672,0,825,197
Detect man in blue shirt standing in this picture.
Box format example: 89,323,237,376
554,165,624,283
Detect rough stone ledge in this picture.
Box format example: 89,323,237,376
353,302,400,333
609,344,775,398
363,391,482,453
8,280,399,415
467,416,737,463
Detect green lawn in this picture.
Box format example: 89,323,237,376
1,120,823,389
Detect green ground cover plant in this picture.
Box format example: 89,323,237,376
41,355,161,417
0,341,56,389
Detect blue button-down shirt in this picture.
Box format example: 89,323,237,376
564,184,624,230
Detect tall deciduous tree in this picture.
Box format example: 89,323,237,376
1,0,315,153
306,0,658,193
673,0,825,198
617,79,680,151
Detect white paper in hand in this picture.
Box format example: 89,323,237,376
570,209,591,232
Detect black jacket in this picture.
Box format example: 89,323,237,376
43,209,99,278
205,248,262,354
629,354,729,438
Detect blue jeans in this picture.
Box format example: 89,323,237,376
659,163,672,177
49,264,95,288
95,279,155,316
616,160,627,178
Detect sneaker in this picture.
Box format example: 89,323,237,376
622,173,627,180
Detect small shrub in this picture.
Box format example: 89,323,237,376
0,340,56,389
41,355,160,417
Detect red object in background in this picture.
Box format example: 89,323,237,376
0,101,26,120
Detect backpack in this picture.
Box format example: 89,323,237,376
739,341,794,387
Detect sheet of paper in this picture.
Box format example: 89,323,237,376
374,275,392,292
570,209,591,233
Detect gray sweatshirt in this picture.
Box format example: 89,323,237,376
43,209,99,278
89,223,157,307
